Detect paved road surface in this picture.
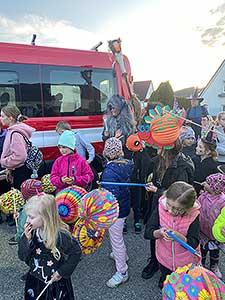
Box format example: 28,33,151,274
1,217,225,300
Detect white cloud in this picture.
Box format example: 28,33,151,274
0,15,102,49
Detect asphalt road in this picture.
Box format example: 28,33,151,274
1,216,225,300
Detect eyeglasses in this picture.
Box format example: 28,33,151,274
166,201,187,216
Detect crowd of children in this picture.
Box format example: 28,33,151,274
1,98,225,299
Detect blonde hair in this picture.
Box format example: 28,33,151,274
216,112,225,125
25,193,69,260
1,105,27,122
56,121,71,131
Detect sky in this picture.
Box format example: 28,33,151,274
0,0,224,91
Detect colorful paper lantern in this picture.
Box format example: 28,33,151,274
41,174,56,193
0,188,25,214
79,188,119,230
56,185,87,224
72,219,105,254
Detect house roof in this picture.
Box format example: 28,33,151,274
174,87,196,98
133,80,152,100
200,59,225,96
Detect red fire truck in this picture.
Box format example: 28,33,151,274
0,39,133,166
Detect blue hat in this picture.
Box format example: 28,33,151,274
58,130,76,150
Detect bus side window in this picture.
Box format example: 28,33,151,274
0,71,18,108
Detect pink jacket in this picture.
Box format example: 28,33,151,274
156,196,201,271
0,122,35,169
50,152,94,193
198,191,225,241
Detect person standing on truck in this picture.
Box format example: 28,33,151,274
102,95,135,159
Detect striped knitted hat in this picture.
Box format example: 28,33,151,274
20,179,43,201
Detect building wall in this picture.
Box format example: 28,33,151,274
201,62,225,116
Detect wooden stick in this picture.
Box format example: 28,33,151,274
36,279,53,300
13,198,18,231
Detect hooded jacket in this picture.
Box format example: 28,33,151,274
102,158,134,218
0,122,35,169
216,125,225,163
50,152,94,193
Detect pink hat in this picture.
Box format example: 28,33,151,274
20,179,43,201
206,173,225,194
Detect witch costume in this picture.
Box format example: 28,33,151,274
18,229,81,300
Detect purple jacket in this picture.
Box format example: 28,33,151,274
50,152,94,193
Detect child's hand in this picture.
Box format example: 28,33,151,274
61,176,74,184
13,212,19,220
24,222,33,241
160,227,174,241
145,183,157,193
51,271,62,282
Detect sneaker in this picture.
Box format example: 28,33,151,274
123,221,128,234
8,237,18,245
106,271,129,288
109,252,129,261
134,222,142,234
211,265,222,279
20,273,28,282
141,259,159,279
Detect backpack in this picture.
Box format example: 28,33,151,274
10,131,43,178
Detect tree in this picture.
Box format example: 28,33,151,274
149,81,174,107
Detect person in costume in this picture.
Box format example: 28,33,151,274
102,137,134,288
186,88,208,139
18,193,81,300
142,139,195,281
198,173,225,279
102,94,135,159
50,130,94,193
145,181,200,288
193,132,218,196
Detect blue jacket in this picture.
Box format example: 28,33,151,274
102,158,134,218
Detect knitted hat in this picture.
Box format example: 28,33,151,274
58,130,76,150
21,179,43,201
180,126,195,142
126,134,143,152
206,173,225,194
103,137,123,160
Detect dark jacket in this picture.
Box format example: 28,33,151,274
0,129,7,171
102,158,134,218
193,156,218,195
182,144,196,160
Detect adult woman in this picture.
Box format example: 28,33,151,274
142,139,195,281
102,95,135,159
0,105,35,189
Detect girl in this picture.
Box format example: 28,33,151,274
0,105,34,189
50,130,94,193
198,173,225,279
179,126,196,159
193,133,218,195
216,111,225,164
18,193,81,300
102,137,134,288
145,181,200,288
142,139,195,280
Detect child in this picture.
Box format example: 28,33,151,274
216,111,225,164
8,179,43,246
145,181,200,288
193,133,218,195
198,173,225,278
18,193,81,300
102,137,134,288
55,121,95,164
50,130,94,193
179,126,196,159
